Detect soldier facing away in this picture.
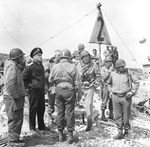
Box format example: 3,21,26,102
49,49,82,144
3,48,26,146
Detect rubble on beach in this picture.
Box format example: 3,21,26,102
0,79,150,147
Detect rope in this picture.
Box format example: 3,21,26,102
102,8,141,68
0,22,26,51
3,3,37,45
37,9,97,46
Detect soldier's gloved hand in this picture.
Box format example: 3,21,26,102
125,91,134,100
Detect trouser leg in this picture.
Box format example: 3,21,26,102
37,88,45,130
47,92,56,115
84,88,94,131
65,91,75,132
56,94,65,132
4,96,24,141
122,97,132,130
101,85,109,121
101,84,109,110
112,95,123,130
85,87,94,120
8,109,24,141
28,88,37,130
108,98,114,119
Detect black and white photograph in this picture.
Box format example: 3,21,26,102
0,0,150,147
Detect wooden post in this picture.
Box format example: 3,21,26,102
98,44,102,99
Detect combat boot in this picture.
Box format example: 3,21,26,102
85,118,92,131
113,129,124,140
58,130,65,142
101,110,108,122
67,131,74,144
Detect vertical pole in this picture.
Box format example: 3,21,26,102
98,44,102,99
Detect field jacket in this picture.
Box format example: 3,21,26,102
3,60,25,99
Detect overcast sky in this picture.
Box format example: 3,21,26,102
0,0,150,68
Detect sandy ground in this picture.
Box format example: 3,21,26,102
0,79,150,147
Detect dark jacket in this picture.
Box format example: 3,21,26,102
22,61,45,89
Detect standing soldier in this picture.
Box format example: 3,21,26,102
22,47,49,134
107,59,139,139
47,50,62,123
80,50,101,131
71,43,85,74
49,49,81,144
78,43,85,55
101,56,113,121
71,50,80,65
3,48,26,146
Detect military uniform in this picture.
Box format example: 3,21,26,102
101,57,114,121
22,47,46,131
3,55,25,142
49,59,79,130
22,61,46,130
49,49,81,143
48,59,60,116
107,59,139,139
100,65,110,121
81,60,101,130
44,58,57,116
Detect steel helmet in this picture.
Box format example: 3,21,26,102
115,59,126,68
104,56,113,62
80,50,90,59
9,48,25,60
60,49,71,59
78,43,85,50
78,43,85,54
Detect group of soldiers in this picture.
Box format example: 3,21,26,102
2,43,140,146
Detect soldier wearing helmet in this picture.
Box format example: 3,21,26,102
3,48,26,145
71,50,80,65
78,43,85,54
100,56,113,121
80,50,101,131
45,49,62,124
49,49,82,144
22,47,49,134
107,59,139,140
115,58,126,69
71,44,86,74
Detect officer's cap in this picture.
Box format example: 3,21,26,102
30,47,43,58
